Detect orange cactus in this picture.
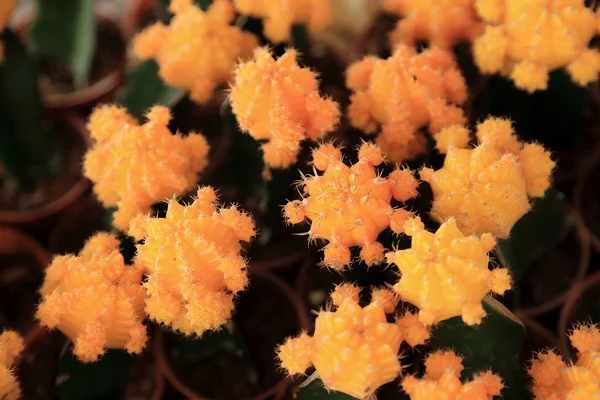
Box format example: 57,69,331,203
229,47,341,169
284,142,419,270
386,217,511,326
36,233,147,363
278,283,430,399
133,0,257,104
529,323,600,399
474,0,600,93
384,0,484,50
423,117,555,238
402,349,504,399
130,187,256,336
84,104,210,232
0,330,23,400
233,0,333,43
347,45,467,162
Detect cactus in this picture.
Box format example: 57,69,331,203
0,330,23,400
278,283,430,399
284,141,419,270
133,0,258,104
346,45,467,163
36,232,148,363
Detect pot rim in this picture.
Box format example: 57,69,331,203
0,224,50,266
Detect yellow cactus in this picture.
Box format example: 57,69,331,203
473,0,600,93
36,233,147,363
386,217,511,326
278,283,430,399
402,349,504,399
0,331,23,400
130,187,256,337
233,0,333,43
347,45,467,162
84,105,210,232
133,0,258,104
284,141,419,270
384,0,484,50
529,323,600,399
424,118,555,238
229,47,341,170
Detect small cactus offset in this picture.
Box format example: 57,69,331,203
284,141,419,270
278,283,430,399
133,0,258,104
84,104,210,232
229,47,341,170
0,331,23,400
130,186,256,337
36,233,148,363
346,45,467,162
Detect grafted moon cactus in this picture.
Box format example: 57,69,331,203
474,0,600,92
36,233,148,363
84,105,210,232
0,331,23,400
130,187,256,337
133,0,258,104
386,217,512,326
230,47,340,169
284,141,419,270
347,45,467,162
278,283,430,399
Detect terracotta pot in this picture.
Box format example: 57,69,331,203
0,111,90,232
154,267,310,400
573,143,600,253
557,271,600,361
122,0,158,40
11,4,126,111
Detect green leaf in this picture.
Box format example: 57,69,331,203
30,0,96,89
56,349,134,400
430,296,529,400
296,377,356,400
496,189,570,284
116,60,183,119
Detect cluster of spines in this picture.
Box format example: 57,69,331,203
0,330,23,400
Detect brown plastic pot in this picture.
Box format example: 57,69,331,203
154,267,310,400
573,143,600,253
0,111,90,232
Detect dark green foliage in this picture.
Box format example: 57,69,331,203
296,378,357,400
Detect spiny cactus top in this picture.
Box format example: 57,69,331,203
230,47,341,170
474,0,600,93
36,233,147,363
402,349,504,399
347,45,467,162
386,217,511,326
423,118,555,238
130,187,256,337
84,105,210,233
0,331,23,400
133,0,258,104
233,0,333,43
529,323,600,399
277,283,430,399
384,0,484,50
284,142,419,270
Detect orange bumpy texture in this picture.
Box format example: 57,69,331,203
230,47,341,169
133,0,257,104
384,0,484,49
402,349,504,399
423,117,555,238
347,45,467,162
278,283,430,399
284,142,419,270
233,0,333,43
0,331,23,400
36,233,147,363
130,187,256,336
84,105,210,232
474,0,600,93
386,217,511,326
529,323,600,399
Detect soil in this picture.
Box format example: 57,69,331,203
39,17,126,96
0,117,86,212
